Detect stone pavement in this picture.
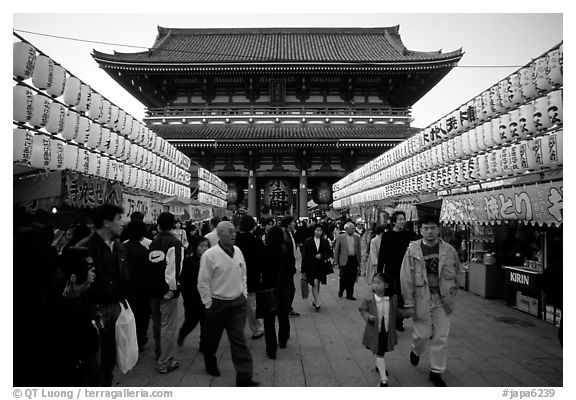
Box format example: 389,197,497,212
113,263,562,387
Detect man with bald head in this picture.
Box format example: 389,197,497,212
197,221,259,387
333,221,362,300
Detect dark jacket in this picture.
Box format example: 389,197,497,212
377,229,417,275
259,243,293,312
76,232,128,308
301,236,332,283
235,231,263,293
147,231,183,298
359,294,398,354
124,240,149,296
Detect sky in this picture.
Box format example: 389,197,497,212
11,12,563,129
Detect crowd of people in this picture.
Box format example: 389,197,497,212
14,204,463,388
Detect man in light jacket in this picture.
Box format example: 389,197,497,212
333,222,361,300
400,215,461,387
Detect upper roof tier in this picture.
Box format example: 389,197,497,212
92,26,463,66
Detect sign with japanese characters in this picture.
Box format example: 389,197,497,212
63,171,123,209
440,181,562,226
121,193,153,223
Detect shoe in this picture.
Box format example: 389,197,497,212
279,341,287,349
252,331,264,339
346,296,357,301
237,378,260,387
379,380,388,387
313,303,321,311
410,351,420,366
205,364,221,377
374,367,389,376
157,360,179,374
288,310,300,317
338,290,343,298
429,372,446,387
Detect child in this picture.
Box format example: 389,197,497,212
359,272,399,386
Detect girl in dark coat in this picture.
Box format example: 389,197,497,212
177,236,209,350
301,225,332,311
257,226,292,359
358,273,398,387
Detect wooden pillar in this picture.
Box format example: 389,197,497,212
299,169,308,219
248,170,258,217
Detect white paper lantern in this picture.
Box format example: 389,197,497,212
507,73,523,106
123,116,134,137
445,111,461,138
48,139,65,170
123,165,132,185
490,118,503,147
534,96,552,132
526,137,545,171
32,55,54,90
499,114,513,144
476,153,487,180
114,135,125,159
116,109,126,132
99,156,110,179
519,65,537,101
77,148,90,174
500,146,512,176
63,144,79,170
490,85,505,114
473,96,485,123
99,99,111,125
481,90,494,120
474,125,487,151
13,42,37,79
61,109,80,141
76,84,91,113
508,109,521,141
88,92,103,120
86,122,102,149
13,85,34,123
108,105,119,129
97,128,111,152
13,128,34,165
490,148,503,178
534,57,552,92
128,143,137,164
498,80,512,110
108,160,118,181
75,116,90,144
116,162,125,183
45,101,66,133
63,76,81,106
105,131,118,156
30,94,51,127
546,49,563,86
547,130,563,165
461,131,471,156
519,103,536,138
44,65,66,98
482,121,495,149
509,142,529,175
547,90,563,127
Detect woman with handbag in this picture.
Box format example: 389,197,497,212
257,226,291,359
301,226,333,311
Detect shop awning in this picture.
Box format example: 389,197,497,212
439,180,563,227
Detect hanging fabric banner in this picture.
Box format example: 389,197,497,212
63,171,122,209
121,193,153,223
440,181,562,226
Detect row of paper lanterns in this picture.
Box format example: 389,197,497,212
333,44,563,191
14,84,191,186
13,40,191,172
333,88,562,201
198,179,227,201
13,127,191,198
198,192,227,208
197,168,227,192
334,127,562,202
334,130,563,208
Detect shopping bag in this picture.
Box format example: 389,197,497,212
115,301,139,374
300,277,309,299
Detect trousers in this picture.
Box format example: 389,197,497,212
203,295,253,382
339,256,359,297
411,293,452,374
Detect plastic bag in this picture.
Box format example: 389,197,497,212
300,277,309,299
115,301,138,374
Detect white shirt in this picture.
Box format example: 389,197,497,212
374,293,390,332
314,237,320,252
205,228,219,247
197,244,247,309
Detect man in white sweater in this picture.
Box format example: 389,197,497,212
197,221,259,387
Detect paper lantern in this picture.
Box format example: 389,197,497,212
498,80,512,110
475,125,487,152
446,138,455,162
546,49,562,86
128,120,139,141
508,109,521,141
105,131,118,156
500,146,512,176
472,155,481,181
547,131,563,165
75,116,90,144
115,136,126,159
534,96,552,132
128,143,138,164
32,55,54,90
490,85,505,114
507,73,523,106
445,111,461,138
131,168,140,189
99,99,111,125
46,65,66,97
499,113,513,144
460,102,476,130
124,165,133,186
490,148,503,178
123,116,134,137
13,42,37,79
526,138,545,171
88,92,103,120
107,160,118,181
61,109,80,140
473,96,485,123
30,135,51,170
547,90,563,127
13,128,34,165
509,142,528,175
108,105,119,129
534,57,552,92
468,127,479,154
447,164,456,186
63,144,79,170
481,121,495,148
48,139,65,171
430,145,439,167
476,153,487,180
519,103,536,138
136,146,144,166
97,128,111,152
77,148,90,174
63,76,81,106
87,152,101,176
45,101,66,133
490,118,503,147
76,84,91,113
13,85,34,122
519,65,537,100
116,161,124,182
99,156,110,179
480,90,494,120
461,131,471,156
30,94,51,127
86,122,102,149
116,109,126,132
